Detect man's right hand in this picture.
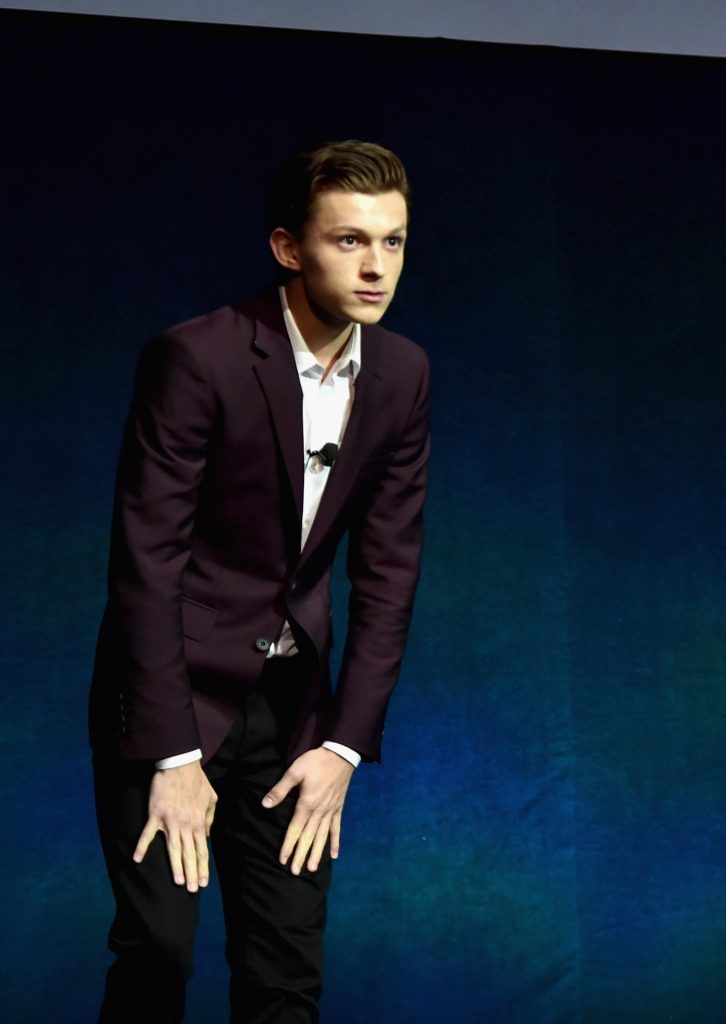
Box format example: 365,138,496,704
133,761,218,892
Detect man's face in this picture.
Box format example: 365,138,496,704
289,189,408,327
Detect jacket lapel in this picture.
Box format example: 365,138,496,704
250,295,305,524
298,330,385,565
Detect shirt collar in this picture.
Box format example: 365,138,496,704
279,285,361,380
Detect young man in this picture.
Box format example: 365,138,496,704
89,140,430,1023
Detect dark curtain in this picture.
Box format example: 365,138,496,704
2,11,725,1022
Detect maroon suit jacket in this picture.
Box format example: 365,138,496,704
89,288,429,765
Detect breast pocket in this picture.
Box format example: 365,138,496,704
181,596,218,642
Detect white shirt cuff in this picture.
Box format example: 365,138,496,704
155,749,203,770
322,741,361,768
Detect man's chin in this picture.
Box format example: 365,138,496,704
350,301,391,324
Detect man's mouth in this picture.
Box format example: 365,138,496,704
355,291,387,304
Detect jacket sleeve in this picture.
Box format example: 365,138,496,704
106,333,215,760
323,351,431,762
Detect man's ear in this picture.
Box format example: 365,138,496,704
269,227,301,272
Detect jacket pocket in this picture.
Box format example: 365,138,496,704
181,596,218,642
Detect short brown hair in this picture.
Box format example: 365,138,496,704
267,139,410,236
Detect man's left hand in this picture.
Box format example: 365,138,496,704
261,747,354,875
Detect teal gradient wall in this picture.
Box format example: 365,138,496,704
2,11,725,1022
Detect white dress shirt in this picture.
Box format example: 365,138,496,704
156,287,362,770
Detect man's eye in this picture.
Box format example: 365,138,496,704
386,237,403,249
339,235,358,247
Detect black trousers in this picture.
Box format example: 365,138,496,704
93,657,332,1024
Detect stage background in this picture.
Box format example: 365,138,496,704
2,9,725,1022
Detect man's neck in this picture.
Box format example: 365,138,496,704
283,278,354,372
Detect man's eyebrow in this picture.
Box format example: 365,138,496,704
329,224,408,234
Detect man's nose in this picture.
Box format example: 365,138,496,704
360,245,385,277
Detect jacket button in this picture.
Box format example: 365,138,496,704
289,579,297,592
255,637,270,652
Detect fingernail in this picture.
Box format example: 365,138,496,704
132,854,141,863
309,862,318,872
262,796,274,807
292,865,300,875
189,883,198,893
199,877,208,887
174,875,184,885
280,856,288,866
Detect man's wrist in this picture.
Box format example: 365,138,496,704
155,749,203,770
321,741,361,768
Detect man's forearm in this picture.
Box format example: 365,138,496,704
324,352,430,761
109,333,214,759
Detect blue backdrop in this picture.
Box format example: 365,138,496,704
2,10,725,1022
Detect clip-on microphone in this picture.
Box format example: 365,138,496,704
306,442,339,468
